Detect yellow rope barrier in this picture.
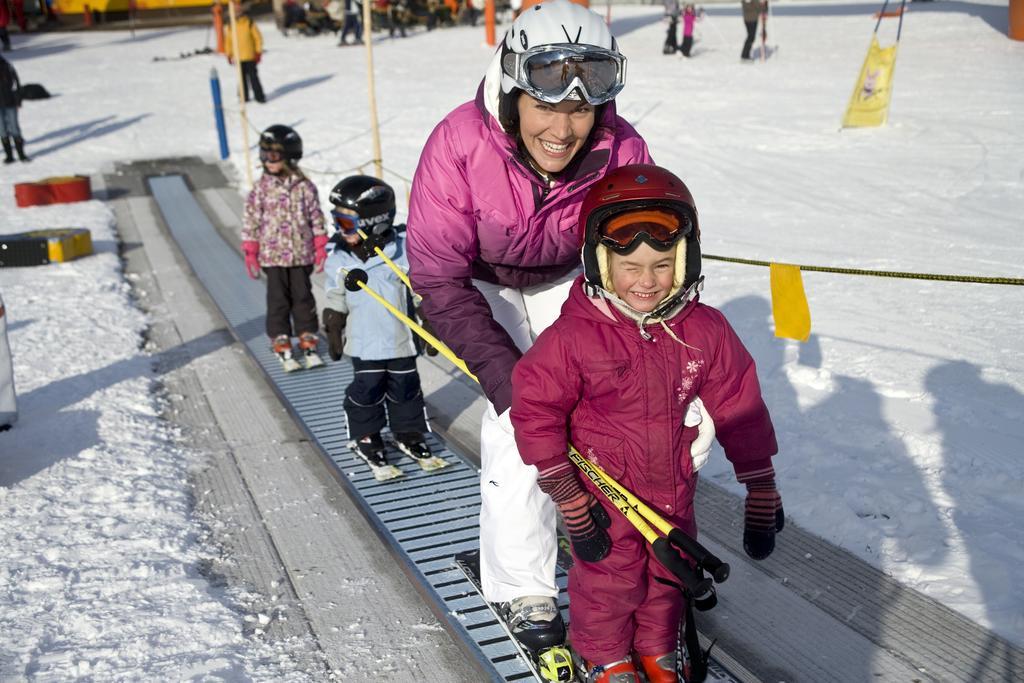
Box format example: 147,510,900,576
704,253,1024,286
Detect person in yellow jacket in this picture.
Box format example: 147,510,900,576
224,2,266,103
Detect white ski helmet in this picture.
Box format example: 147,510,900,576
499,0,626,107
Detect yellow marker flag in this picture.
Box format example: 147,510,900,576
770,263,811,342
842,36,899,128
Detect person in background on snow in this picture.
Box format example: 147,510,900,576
0,0,13,52
0,290,17,432
405,0,660,654
5,0,26,39
0,54,28,163
680,4,702,58
241,125,328,370
223,1,266,103
740,0,766,61
320,176,437,477
338,0,362,45
511,164,782,683
662,0,679,54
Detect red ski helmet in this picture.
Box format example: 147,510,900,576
580,164,702,310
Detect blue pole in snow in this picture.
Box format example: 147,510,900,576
210,68,229,160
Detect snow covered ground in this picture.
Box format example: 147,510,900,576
1,0,1022,677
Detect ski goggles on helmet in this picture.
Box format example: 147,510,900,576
504,44,626,106
331,210,361,235
598,208,692,253
259,148,285,163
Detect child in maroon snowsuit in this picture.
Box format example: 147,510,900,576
511,165,782,683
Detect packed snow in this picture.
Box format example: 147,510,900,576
1,0,1022,678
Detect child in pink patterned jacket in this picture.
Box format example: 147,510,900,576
242,124,327,368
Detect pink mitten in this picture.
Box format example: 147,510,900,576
242,241,261,279
313,235,329,273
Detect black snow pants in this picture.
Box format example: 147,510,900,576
241,60,266,103
664,17,678,53
264,265,317,339
741,20,758,59
344,356,428,441
681,35,693,57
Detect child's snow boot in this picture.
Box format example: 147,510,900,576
393,431,449,471
351,433,402,481
581,657,640,683
2,137,13,164
272,335,302,372
638,652,678,683
298,332,324,368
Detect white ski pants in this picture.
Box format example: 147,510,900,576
475,271,578,603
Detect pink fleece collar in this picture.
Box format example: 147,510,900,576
586,293,619,321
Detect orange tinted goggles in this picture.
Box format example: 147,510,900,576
331,210,360,235
598,208,690,252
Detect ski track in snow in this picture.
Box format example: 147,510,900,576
0,1,1022,676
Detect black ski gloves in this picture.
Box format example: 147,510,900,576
741,477,785,560
322,308,347,361
537,462,612,563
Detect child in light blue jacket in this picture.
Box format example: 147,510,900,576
322,175,436,477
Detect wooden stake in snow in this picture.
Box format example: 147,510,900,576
227,1,254,187
362,0,384,179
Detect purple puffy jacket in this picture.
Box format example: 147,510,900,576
406,55,652,413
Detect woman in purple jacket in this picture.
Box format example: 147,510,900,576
406,0,652,652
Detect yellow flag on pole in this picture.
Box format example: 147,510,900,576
842,36,899,128
770,263,811,342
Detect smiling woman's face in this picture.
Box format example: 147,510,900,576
516,95,596,175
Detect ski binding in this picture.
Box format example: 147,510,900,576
302,349,325,369
276,350,303,373
393,439,450,472
347,440,403,482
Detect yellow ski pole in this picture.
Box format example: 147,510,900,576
567,447,729,585
341,267,476,382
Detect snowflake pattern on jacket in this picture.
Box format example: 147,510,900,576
242,172,326,267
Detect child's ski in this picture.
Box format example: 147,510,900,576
347,440,403,481
454,550,574,682
301,348,325,369
392,438,451,472
276,349,303,372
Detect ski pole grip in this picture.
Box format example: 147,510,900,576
344,268,368,292
667,528,730,583
653,538,713,597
